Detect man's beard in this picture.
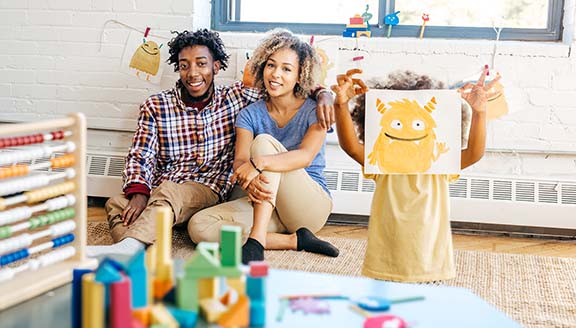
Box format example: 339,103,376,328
181,81,214,103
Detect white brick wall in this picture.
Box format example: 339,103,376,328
0,0,575,184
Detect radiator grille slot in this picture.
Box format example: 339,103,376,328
341,172,360,192
108,157,125,177
538,183,558,204
493,180,512,201
88,156,107,176
562,184,576,205
515,182,535,202
361,178,376,193
449,178,467,198
471,179,490,200
323,170,338,191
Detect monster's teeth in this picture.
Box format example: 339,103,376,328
414,140,420,146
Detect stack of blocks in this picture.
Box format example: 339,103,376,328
71,207,268,327
342,14,371,38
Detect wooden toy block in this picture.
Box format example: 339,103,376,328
155,207,174,281
150,303,179,328
146,244,157,275
227,276,246,295
81,273,105,328
71,268,92,328
247,276,265,301
110,276,132,328
198,277,219,300
95,260,123,284
166,306,198,328
197,241,219,257
219,290,234,306
177,277,199,311
184,247,221,278
199,298,228,323
130,317,146,328
249,261,269,277
217,294,250,328
220,225,241,267
162,286,176,304
127,249,148,308
250,299,266,327
132,307,151,326
350,15,364,24
153,278,174,300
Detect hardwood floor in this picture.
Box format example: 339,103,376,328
88,207,576,259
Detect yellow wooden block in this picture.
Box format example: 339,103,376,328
132,307,151,326
81,273,104,328
198,277,219,300
217,294,250,328
150,303,179,328
155,207,172,276
199,298,227,323
153,278,174,300
227,276,245,295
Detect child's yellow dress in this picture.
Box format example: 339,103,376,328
362,174,457,282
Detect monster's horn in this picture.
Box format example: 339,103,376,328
423,96,437,112
376,98,387,113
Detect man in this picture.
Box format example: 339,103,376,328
87,29,334,256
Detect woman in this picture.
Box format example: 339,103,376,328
188,29,338,264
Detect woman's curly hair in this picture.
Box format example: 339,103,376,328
167,29,230,72
351,70,445,142
249,29,320,100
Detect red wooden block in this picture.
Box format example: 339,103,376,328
249,261,268,277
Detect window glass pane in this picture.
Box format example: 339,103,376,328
233,0,380,24
395,0,548,28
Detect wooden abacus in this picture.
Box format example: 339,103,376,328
0,113,96,310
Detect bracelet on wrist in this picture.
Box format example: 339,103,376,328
250,158,263,174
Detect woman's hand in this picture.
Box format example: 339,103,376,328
231,161,260,189
458,66,501,113
316,91,336,130
246,175,273,204
331,69,369,105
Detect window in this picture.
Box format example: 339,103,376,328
212,0,564,41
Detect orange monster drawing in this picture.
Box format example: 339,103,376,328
129,39,162,81
368,96,449,173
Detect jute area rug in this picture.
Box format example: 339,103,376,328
88,222,576,328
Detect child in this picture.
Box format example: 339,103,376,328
331,68,499,282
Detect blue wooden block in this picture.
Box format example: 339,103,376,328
342,30,356,38
95,260,123,284
249,300,266,327
162,286,176,305
166,306,198,328
126,249,148,308
247,276,265,301
71,268,92,328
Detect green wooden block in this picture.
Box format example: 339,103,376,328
220,225,241,267
176,277,198,311
184,248,221,278
197,242,219,258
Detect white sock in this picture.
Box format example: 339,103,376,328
86,237,145,258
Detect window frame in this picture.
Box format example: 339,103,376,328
212,0,565,41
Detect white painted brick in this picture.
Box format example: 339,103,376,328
540,124,576,142
59,28,102,42
502,108,549,124
102,29,131,45
57,86,151,103
529,90,576,107
115,13,191,31
54,56,120,72
0,70,36,83
27,10,72,25
7,55,55,70
552,71,576,90
0,26,17,40
28,0,90,10
172,0,194,14
551,108,576,125
91,0,114,11
14,99,34,112
522,155,576,176
134,0,175,14
13,84,58,99
0,10,25,25
37,70,80,85
112,0,136,12
70,12,117,27
0,0,28,9
0,84,11,97
20,27,59,41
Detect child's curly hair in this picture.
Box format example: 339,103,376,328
351,71,445,142
249,29,320,100
167,29,230,72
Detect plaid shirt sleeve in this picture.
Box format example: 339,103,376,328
122,101,159,192
239,81,262,107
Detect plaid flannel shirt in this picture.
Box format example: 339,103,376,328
122,80,261,200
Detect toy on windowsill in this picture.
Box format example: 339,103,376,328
343,14,371,38
419,13,430,39
361,5,373,31
71,207,269,327
384,11,401,38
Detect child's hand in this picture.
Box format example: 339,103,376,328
458,66,501,113
331,69,369,105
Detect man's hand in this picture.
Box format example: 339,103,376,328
122,193,148,226
331,69,369,105
245,175,273,204
316,90,336,130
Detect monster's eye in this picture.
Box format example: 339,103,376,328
412,120,425,131
390,120,403,130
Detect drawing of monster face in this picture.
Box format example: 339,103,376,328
139,41,160,56
379,98,436,145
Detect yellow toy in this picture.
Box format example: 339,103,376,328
368,97,448,173
129,39,162,80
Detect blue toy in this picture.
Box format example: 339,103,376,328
384,11,401,38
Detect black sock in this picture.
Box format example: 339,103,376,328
242,237,264,264
296,227,339,257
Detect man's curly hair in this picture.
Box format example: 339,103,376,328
351,71,445,142
167,29,230,72
249,29,320,100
